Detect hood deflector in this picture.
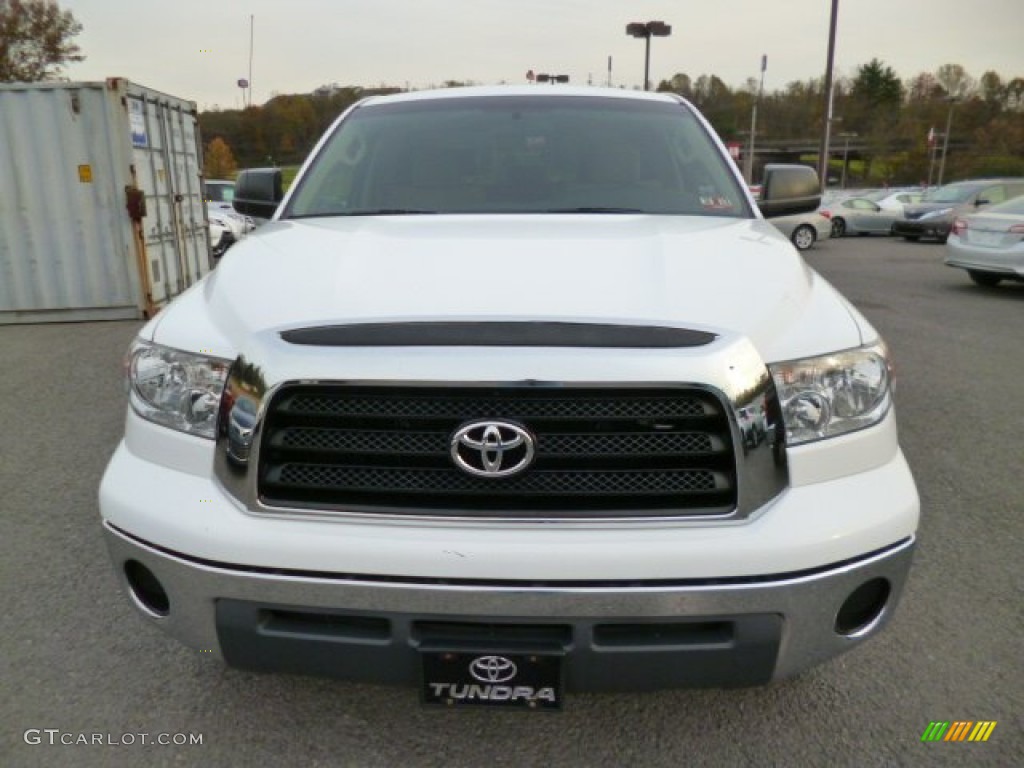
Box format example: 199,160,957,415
280,322,717,348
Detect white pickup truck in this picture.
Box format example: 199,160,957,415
100,86,919,709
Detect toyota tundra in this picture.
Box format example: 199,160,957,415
99,86,919,708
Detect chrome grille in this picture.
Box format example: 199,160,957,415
258,385,737,517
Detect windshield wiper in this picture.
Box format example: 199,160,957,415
542,206,645,214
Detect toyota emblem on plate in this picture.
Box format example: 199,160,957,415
450,420,535,478
469,655,518,683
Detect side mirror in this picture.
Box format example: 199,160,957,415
233,168,283,219
758,164,821,218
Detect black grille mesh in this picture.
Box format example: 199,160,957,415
274,466,720,495
258,386,736,517
283,394,708,420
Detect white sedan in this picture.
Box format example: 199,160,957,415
943,195,1024,287
767,211,832,251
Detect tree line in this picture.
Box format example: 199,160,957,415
202,61,1023,186
656,60,1024,185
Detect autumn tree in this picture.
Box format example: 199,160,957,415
906,72,944,103
0,0,83,82
978,71,1004,106
204,137,238,179
656,73,693,100
935,63,975,99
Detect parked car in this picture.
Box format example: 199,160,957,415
819,196,901,237
893,178,1024,243
863,188,925,212
205,179,255,250
208,211,236,258
101,87,918,702
767,211,832,250
943,194,1024,287
205,179,236,207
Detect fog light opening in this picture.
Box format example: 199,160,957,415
835,578,890,637
124,560,170,617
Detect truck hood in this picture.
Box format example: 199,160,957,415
155,214,869,363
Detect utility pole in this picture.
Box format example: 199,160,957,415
937,97,957,186
248,14,254,107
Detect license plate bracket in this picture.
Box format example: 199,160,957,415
420,649,563,710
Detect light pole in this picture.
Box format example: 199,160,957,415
626,21,671,91
926,131,942,187
237,78,248,109
837,131,857,188
817,0,839,192
743,54,767,185
937,97,958,186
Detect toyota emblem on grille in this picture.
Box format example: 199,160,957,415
450,420,535,478
469,655,518,683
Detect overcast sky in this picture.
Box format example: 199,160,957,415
60,0,1024,110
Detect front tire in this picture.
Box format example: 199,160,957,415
968,270,1002,287
902,235,919,242
831,218,846,238
791,224,816,251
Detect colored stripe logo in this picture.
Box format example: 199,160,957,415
921,721,997,742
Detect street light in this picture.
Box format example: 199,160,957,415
536,73,569,85
936,96,958,186
743,54,767,185
626,21,671,91
926,130,944,187
837,131,857,188
237,78,248,109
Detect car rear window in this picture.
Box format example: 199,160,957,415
284,95,751,219
986,195,1024,215
206,184,234,203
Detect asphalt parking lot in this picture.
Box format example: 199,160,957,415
1,236,1021,767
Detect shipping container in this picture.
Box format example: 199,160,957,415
0,78,212,324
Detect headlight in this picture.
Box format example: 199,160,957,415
919,207,952,220
127,340,231,439
768,343,891,446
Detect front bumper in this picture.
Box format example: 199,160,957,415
104,523,914,689
892,217,952,240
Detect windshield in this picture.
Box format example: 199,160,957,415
927,184,981,204
284,95,750,218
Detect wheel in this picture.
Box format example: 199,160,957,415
968,270,1002,287
791,224,816,251
902,235,919,242
831,217,846,238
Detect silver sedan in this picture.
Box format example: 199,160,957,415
820,197,900,237
943,195,1024,287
